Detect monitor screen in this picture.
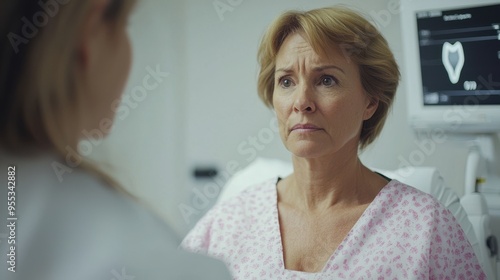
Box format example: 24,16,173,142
416,3,500,106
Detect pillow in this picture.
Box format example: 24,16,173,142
217,157,292,204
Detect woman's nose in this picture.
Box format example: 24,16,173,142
293,84,316,113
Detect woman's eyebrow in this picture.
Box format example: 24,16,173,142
274,65,346,74
274,67,293,74
313,65,345,74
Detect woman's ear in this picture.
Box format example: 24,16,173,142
77,0,109,71
363,97,379,120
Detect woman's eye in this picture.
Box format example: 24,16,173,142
279,78,293,88
320,76,336,87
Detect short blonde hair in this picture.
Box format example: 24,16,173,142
257,6,400,149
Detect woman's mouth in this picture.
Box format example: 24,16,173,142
290,123,322,132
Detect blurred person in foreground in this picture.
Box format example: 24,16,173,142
0,0,230,279
182,6,486,279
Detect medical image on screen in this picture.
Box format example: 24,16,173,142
416,4,500,105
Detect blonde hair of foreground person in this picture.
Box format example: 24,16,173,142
0,1,233,279
0,0,136,193
257,6,400,149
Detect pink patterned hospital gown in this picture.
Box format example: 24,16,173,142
182,178,486,279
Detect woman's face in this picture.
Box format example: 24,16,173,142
81,1,132,135
273,33,377,159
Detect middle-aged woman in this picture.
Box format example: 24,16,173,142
182,6,486,279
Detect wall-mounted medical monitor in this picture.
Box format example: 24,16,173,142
401,0,500,133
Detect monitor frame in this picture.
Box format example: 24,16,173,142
401,0,500,133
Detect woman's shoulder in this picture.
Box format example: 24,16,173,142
380,182,485,278
9,152,167,230
384,179,443,206
181,177,278,252
219,175,279,203
1,152,220,279
202,176,279,218
225,176,278,202
215,176,278,216
380,179,459,225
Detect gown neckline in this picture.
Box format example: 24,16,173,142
272,177,395,275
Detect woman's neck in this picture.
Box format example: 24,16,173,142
283,151,385,213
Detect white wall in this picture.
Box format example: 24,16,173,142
92,0,474,235
89,0,188,235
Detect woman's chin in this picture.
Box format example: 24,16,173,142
286,143,330,159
